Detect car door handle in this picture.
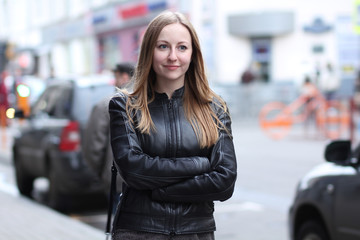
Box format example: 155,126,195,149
326,184,334,194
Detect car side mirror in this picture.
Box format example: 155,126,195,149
324,140,351,164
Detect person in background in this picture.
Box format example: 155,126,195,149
319,62,340,100
109,11,237,240
301,75,319,136
83,63,134,205
240,65,255,84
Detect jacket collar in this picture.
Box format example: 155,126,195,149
154,86,185,99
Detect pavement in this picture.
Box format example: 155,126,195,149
0,191,105,240
0,127,106,240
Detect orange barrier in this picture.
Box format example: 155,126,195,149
259,91,351,140
259,102,292,140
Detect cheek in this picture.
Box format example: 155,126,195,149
181,52,192,66
152,51,165,65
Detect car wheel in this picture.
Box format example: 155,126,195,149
13,152,34,197
296,220,329,240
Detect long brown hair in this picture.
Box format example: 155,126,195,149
127,10,229,148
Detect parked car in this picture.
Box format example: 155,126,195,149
288,140,360,240
11,74,115,211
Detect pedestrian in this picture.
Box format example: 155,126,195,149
109,11,237,240
301,75,319,136
240,66,255,84
301,75,318,103
319,62,340,100
83,63,134,207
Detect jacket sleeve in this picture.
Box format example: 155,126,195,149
83,98,110,177
109,93,211,190
152,106,237,202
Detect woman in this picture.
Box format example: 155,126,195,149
109,10,237,240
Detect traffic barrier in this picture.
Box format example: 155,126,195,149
259,91,351,140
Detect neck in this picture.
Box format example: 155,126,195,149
154,79,184,99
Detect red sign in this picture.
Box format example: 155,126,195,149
119,4,148,19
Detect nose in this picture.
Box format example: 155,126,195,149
168,47,177,61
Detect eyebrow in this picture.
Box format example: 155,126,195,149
156,40,190,45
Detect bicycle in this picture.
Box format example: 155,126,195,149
258,88,350,140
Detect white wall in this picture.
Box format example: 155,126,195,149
212,0,355,84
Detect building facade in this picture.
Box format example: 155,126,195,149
0,0,358,92
214,0,358,91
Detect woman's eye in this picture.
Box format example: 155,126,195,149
178,45,187,51
158,44,168,49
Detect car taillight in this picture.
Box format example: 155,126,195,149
59,121,80,152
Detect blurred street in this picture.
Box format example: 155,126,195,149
0,84,343,240
1,0,360,239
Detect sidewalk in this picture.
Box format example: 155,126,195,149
0,190,105,240
0,127,105,240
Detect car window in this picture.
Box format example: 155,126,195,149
31,85,72,118
22,77,46,105
73,84,114,125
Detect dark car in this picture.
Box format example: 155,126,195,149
288,140,360,240
12,75,115,211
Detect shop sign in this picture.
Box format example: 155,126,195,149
91,7,116,33
93,15,108,25
92,7,114,26
303,17,332,34
118,1,167,20
120,4,147,19
148,1,167,11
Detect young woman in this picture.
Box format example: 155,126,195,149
109,10,237,240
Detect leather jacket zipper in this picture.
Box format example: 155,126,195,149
167,99,177,234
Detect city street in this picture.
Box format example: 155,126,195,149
0,0,359,239
0,102,333,239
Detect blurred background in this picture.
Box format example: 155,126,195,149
1,1,360,240
1,0,360,120
0,0,358,86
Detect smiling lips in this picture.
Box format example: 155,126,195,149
164,65,179,70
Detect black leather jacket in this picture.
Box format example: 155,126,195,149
109,87,237,236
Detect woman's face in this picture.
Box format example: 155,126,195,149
152,23,192,87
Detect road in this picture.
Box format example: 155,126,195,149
0,117,330,240
214,118,329,240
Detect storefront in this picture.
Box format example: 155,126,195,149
228,11,295,83
92,0,169,72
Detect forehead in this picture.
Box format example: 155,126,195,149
157,23,191,42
